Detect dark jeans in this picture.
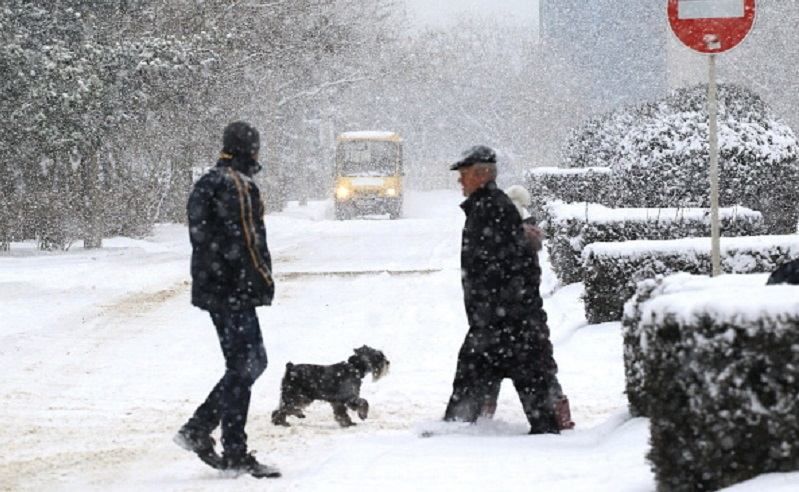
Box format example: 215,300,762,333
444,328,561,433
185,308,267,457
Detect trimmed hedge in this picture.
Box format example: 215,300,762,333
523,167,611,221
627,275,799,491
583,235,799,324
621,273,770,417
544,202,763,285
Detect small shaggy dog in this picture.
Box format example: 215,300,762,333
271,346,390,428
505,184,533,220
506,184,544,252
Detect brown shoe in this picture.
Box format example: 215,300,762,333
554,395,575,430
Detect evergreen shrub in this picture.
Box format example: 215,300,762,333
625,274,799,490
545,202,763,285
523,167,611,221
583,235,799,323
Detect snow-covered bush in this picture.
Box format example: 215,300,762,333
562,84,799,234
561,108,640,169
523,167,611,221
621,273,769,417
583,235,799,323
545,202,764,285
626,274,799,490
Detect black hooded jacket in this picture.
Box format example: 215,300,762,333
460,181,546,339
187,155,274,312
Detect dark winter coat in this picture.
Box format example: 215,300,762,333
767,258,799,285
187,156,274,312
459,181,547,345
445,180,559,428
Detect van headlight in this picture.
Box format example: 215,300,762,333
385,187,397,197
336,185,351,200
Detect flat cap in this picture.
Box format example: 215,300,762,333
450,145,497,170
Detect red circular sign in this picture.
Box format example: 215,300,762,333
668,0,756,54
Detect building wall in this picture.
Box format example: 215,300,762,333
540,0,669,114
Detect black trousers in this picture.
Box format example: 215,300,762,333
186,307,268,457
444,327,560,433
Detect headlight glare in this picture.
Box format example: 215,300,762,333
336,186,351,200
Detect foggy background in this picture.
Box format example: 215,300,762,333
2,0,798,249
405,0,538,29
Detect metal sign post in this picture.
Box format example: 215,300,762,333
667,0,756,277
708,54,721,276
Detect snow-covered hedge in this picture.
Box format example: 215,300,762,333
583,235,799,324
562,84,799,234
545,202,764,285
621,273,769,417
523,167,611,221
623,273,799,491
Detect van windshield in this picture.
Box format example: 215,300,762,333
338,141,398,176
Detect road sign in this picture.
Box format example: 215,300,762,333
667,1,757,276
667,0,756,54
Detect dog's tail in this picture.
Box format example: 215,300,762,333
280,362,296,386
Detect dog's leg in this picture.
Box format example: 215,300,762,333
271,408,290,426
346,398,369,420
289,398,309,419
331,402,355,427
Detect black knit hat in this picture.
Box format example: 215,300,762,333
450,145,497,170
222,121,260,157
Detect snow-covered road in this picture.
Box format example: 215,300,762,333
2,190,794,491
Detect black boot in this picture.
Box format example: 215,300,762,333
528,413,560,435
223,452,281,479
173,425,223,470
526,403,560,435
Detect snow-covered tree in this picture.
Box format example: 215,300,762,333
0,1,209,249
142,0,407,208
2,0,402,247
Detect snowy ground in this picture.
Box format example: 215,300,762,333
2,190,798,491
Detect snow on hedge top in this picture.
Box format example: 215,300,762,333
338,131,401,142
562,84,799,169
526,166,611,176
547,201,760,224
639,272,799,326
584,234,799,259
622,272,770,320
637,271,769,298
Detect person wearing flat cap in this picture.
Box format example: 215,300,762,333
444,145,563,434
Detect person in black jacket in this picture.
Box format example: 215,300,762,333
443,145,562,434
174,121,279,478
767,258,799,285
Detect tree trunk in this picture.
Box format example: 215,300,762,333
171,147,193,224
83,151,103,249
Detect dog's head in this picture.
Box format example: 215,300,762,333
353,345,390,381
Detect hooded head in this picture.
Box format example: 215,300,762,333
223,121,260,157
221,121,262,176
